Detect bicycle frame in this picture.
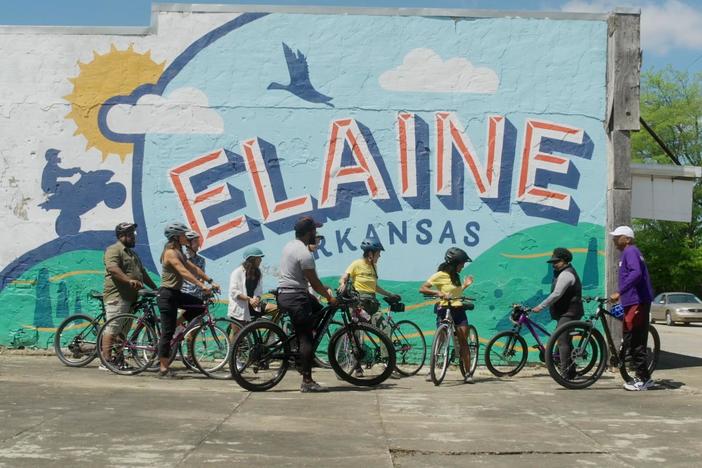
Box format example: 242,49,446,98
513,311,551,353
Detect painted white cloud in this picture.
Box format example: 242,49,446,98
106,87,224,134
379,48,499,94
563,0,702,54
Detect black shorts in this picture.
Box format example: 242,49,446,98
277,291,324,331
435,304,468,327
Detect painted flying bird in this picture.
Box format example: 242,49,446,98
267,42,334,107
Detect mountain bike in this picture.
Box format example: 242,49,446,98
427,296,479,386
54,290,106,367
544,297,661,389
96,290,230,377
54,289,161,367
228,290,396,391
374,296,426,377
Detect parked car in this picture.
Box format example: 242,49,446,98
651,292,702,326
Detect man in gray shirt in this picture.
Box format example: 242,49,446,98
277,216,337,393
533,247,584,379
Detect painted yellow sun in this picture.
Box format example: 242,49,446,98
64,44,165,161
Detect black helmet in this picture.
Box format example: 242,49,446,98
360,237,384,252
115,222,137,237
547,247,573,264
444,247,471,265
164,222,190,239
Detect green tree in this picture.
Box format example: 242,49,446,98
632,67,702,296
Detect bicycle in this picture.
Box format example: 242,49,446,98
427,296,479,386
54,290,106,367
228,290,396,391
544,296,661,389
96,291,232,377
373,296,427,377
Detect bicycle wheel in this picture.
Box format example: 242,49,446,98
485,331,528,377
466,325,479,376
229,320,289,391
313,320,344,369
328,323,396,386
545,322,606,389
391,320,426,377
429,325,451,386
97,314,158,376
189,323,231,379
54,314,101,367
620,324,661,382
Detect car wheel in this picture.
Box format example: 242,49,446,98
666,312,675,326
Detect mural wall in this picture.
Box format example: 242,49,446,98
0,7,608,353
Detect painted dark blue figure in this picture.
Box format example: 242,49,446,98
56,281,69,318
267,42,334,107
38,149,126,236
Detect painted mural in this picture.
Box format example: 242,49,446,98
0,8,607,356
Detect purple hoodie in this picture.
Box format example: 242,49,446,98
618,245,654,307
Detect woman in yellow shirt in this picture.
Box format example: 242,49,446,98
419,247,474,383
339,237,400,322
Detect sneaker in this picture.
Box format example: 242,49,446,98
98,364,109,371
157,368,181,379
641,378,655,390
354,368,364,378
300,381,327,393
623,379,647,391
463,374,475,384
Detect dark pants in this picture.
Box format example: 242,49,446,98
553,313,582,378
620,303,651,381
277,291,324,379
157,288,203,358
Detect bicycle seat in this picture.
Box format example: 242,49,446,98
138,289,157,298
89,290,103,299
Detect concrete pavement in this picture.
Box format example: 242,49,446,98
1,325,702,467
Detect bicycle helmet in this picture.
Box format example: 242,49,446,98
610,303,625,320
115,222,137,237
184,230,200,240
164,222,190,239
360,237,384,252
444,247,471,265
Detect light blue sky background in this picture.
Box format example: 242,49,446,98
2,0,702,73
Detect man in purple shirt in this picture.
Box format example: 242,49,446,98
609,226,655,391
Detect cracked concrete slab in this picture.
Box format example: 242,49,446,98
0,353,701,467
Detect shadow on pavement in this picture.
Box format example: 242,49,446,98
657,350,702,370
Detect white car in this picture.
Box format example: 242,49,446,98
651,292,702,326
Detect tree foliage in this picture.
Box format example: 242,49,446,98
632,68,702,296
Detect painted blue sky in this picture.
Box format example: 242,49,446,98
2,0,702,72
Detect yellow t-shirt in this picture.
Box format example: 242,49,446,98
345,259,378,294
427,271,463,307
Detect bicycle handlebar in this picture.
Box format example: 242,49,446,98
582,296,608,304
422,294,475,301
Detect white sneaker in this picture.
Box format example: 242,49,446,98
463,374,475,384
98,364,109,371
623,379,647,391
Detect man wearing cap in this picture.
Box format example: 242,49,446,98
277,216,337,393
533,247,584,379
101,222,158,369
610,226,655,391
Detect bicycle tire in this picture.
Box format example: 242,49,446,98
313,320,344,369
430,325,451,386
54,314,101,367
545,321,607,389
619,324,661,382
97,314,158,376
189,323,231,379
391,320,426,377
229,320,289,391
485,331,528,377
466,325,479,376
328,322,396,387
